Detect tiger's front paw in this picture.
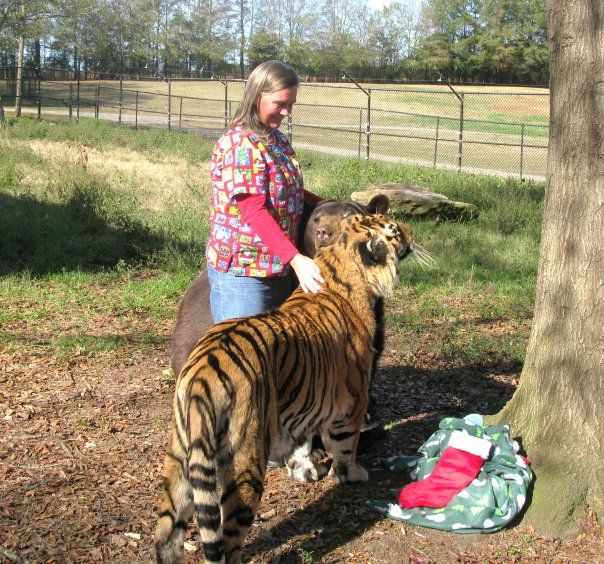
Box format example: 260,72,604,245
286,454,328,483
328,461,369,483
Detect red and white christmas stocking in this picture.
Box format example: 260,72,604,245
399,430,492,509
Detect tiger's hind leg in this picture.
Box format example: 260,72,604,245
155,429,194,564
219,446,266,563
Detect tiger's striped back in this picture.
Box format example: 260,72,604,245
154,214,413,564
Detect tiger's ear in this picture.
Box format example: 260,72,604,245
359,234,389,266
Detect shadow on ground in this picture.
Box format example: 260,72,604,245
245,359,519,561
0,191,171,276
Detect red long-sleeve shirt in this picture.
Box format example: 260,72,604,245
236,190,323,264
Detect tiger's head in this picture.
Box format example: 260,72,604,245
317,213,414,298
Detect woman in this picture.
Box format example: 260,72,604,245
206,60,324,323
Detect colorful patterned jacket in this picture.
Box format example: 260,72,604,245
205,125,304,277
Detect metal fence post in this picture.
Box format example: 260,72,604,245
119,76,123,123
37,80,41,119
358,108,363,159
95,84,99,119
224,81,229,129
135,90,139,129
0,97,5,124
438,73,464,173
458,92,464,173
366,88,371,160
212,75,229,130
167,80,172,130
179,96,183,127
76,79,80,120
342,72,371,159
520,123,525,180
68,83,73,121
433,116,440,167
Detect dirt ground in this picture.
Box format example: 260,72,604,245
1,314,602,564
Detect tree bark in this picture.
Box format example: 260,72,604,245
493,0,603,537
239,0,245,78
34,39,41,75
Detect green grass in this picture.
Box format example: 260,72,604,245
8,78,549,178
297,151,542,365
0,115,213,163
0,117,542,366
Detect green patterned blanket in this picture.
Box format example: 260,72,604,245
367,414,533,533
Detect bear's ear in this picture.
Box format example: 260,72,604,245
359,234,389,266
366,194,390,215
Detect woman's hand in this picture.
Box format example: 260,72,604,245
290,253,324,294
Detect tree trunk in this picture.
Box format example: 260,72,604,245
492,0,603,537
34,39,41,75
239,0,245,78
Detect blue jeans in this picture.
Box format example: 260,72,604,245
207,265,295,323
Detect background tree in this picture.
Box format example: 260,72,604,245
247,31,283,69
479,0,547,83
1,0,550,84
368,2,419,79
412,0,547,83
493,0,603,535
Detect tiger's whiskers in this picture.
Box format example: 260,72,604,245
411,242,436,269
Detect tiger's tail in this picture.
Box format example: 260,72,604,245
154,426,195,564
188,394,224,563
155,375,224,564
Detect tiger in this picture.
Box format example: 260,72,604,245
154,213,414,564
169,194,391,378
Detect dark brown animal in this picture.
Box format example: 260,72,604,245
169,195,390,377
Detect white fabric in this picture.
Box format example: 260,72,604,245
448,430,491,460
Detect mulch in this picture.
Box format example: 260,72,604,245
1,320,602,563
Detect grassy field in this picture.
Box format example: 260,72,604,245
18,78,549,124
2,78,549,178
12,119,604,563
1,116,542,364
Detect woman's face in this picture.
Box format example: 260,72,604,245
256,86,298,130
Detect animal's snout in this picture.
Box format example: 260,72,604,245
315,226,332,245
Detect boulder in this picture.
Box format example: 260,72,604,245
352,183,479,220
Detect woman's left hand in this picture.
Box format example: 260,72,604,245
290,253,324,294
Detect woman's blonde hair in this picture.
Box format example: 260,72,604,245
230,60,300,137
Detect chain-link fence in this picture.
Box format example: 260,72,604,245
0,76,548,180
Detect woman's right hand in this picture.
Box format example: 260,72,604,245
290,253,324,294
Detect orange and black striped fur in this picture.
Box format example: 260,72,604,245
154,214,414,564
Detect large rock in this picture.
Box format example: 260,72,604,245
352,183,479,220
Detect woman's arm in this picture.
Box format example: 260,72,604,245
236,194,323,293
236,194,299,264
